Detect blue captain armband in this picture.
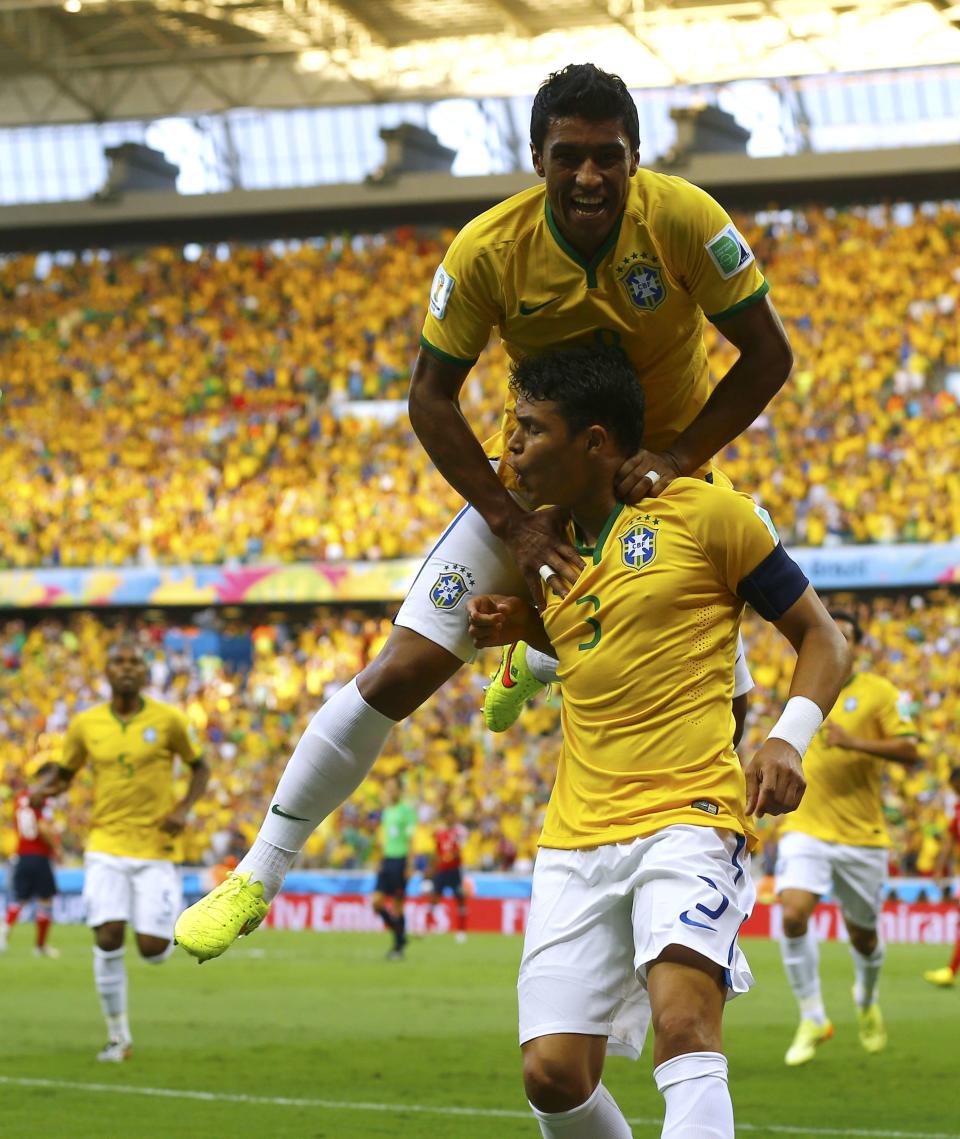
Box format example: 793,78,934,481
737,543,808,621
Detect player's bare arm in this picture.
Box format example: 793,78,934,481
408,350,583,607
29,764,75,803
159,758,210,836
467,594,554,656
823,721,921,765
615,296,793,504
744,586,850,817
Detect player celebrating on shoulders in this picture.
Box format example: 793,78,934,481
423,801,469,943
775,611,920,1066
176,62,792,963
465,345,848,1139
371,776,417,961
33,639,209,1061
923,765,960,988
1,761,63,958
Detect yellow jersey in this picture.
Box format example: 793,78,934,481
780,672,916,848
61,696,203,861
539,478,805,850
421,170,768,485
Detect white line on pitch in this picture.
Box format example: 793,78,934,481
0,1076,956,1139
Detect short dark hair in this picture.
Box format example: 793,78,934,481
509,344,645,455
829,610,863,643
949,766,960,785
530,63,640,154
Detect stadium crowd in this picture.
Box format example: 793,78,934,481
2,594,957,879
1,201,959,570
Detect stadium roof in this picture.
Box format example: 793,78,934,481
0,0,959,126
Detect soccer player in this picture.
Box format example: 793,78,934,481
775,611,920,1065
923,765,960,988
175,62,793,962
0,762,62,958
423,801,469,942
33,639,209,1061
464,345,848,1139
371,776,417,960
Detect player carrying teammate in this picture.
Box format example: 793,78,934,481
1,762,62,958
423,801,469,942
175,62,794,962
33,639,209,1061
923,765,960,988
371,776,417,961
775,611,920,1065
466,345,848,1139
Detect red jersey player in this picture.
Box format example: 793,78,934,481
424,802,469,942
1,762,61,958
924,766,960,987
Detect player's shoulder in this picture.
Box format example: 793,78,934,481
854,671,901,703
656,477,760,523
70,702,109,729
144,696,187,724
626,169,721,228
451,183,545,252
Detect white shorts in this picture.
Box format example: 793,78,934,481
518,825,756,1061
83,851,181,941
774,831,887,930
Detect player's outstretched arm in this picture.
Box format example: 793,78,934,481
744,586,850,817
823,720,921,766
467,595,553,656
29,765,74,805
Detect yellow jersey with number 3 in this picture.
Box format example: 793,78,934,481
538,478,806,851
779,672,916,848
61,697,203,860
420,170,767,483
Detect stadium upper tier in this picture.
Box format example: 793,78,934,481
1,201,959,570
1,592,957,876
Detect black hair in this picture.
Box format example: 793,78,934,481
107,637,145,660
509,344,645,455
530,63,640,154
949,766,960,784
829,610,863,643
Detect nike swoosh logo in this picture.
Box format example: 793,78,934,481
271,803,309,822
519,297,561,316
679,911,716,931
500,642,519,689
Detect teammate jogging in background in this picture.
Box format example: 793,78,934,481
775,611,920,1066
465,345,848,1139
423,801,469,943
923,765,960,988
1,762,62,959
175,62,793,964
371,776,417,961
33,639,209,1061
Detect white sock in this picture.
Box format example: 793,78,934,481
525,647,559,685
241,679,395,900
780,929,826,1024
851,942,884,1009
93,946,130,1043
529,1082,633,1138
654,1051,733,1139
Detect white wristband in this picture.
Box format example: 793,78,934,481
767,696,823,758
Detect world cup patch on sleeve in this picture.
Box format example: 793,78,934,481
429,264,456,320
705,224,755,280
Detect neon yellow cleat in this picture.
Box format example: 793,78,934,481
923,966,956,988
856,1002,887,1053
175,872,269,963
784,1018,834,1066
482,642,545,733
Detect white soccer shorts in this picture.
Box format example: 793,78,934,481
518,825,756,1060
83,851,182,940
774,831,887,930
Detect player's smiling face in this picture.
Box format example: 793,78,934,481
507,396,590,509
532,116,639,260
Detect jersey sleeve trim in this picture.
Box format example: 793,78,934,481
419,334,479,369
708,280,770,323
736,542,808,621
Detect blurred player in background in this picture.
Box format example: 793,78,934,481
0,761,62,958
423,801,468,942
371,776,416,961
775,611,920,1066
34,639,209,1061
923,765,960,988
466,346,847,1139
176,61,793,963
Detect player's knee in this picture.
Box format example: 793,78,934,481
94,922,125,952
358,632,459,718
780,908,809,939
522,1046,595,1113
849,927,878,956
138,936,174,962
652,1005,716,1057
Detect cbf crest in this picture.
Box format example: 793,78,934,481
621,521,658,571
618,258,667,312
429,562,476,610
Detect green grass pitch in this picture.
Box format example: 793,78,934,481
0,925,956,1138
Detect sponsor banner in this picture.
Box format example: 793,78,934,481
3,541,960,608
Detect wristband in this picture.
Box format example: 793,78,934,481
767,696,823,758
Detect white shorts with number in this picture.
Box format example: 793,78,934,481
774,831,887,930
518,825,756,1061
83,851,181,940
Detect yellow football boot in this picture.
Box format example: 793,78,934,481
175,872,269,963
482,642,545,732
784,1018,834,1066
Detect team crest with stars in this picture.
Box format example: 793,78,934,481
617,250,667,312
429,562,476,610
621,517,659,571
